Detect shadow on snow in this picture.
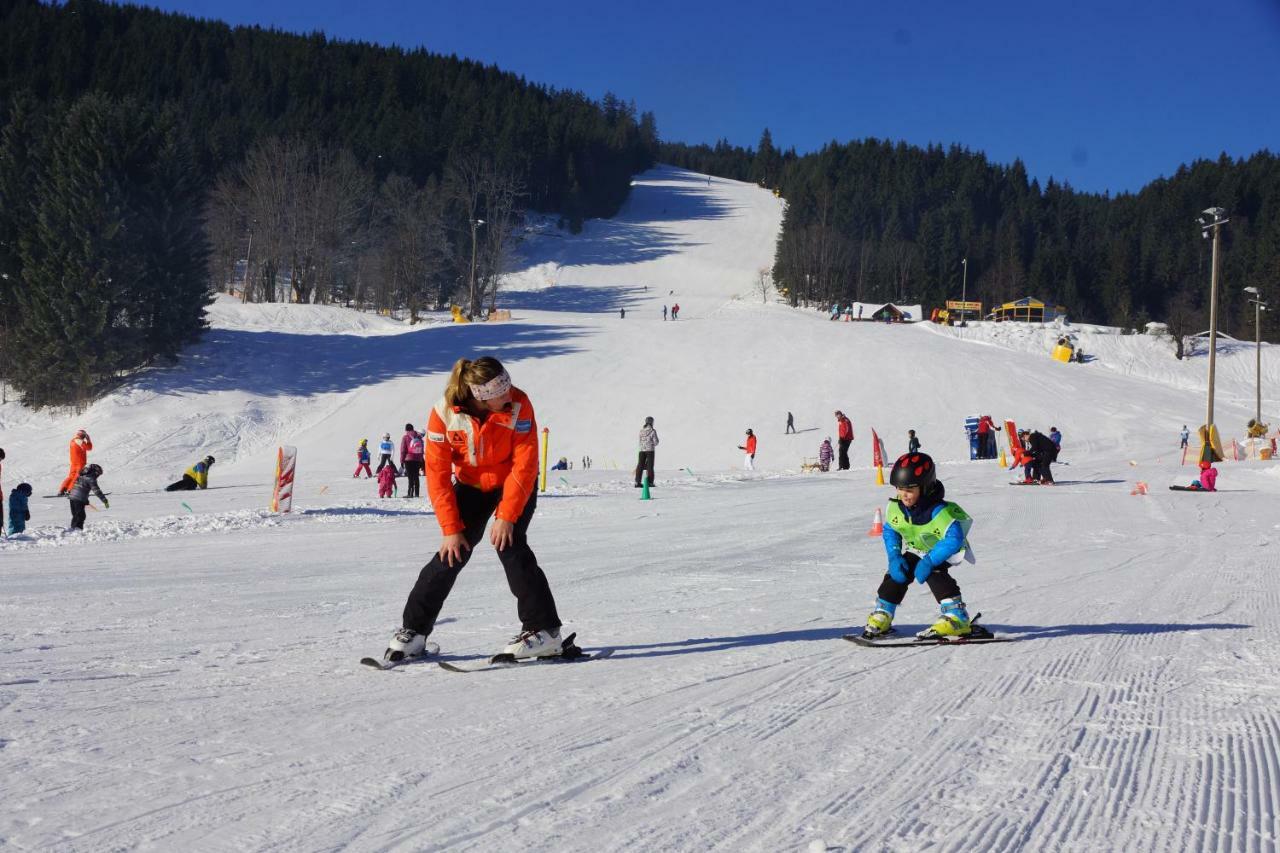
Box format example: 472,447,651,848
135,321,592,397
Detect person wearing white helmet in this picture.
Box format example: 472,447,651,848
375,432,396,475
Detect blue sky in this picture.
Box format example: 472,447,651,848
138,0,1280,195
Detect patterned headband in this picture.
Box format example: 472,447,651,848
469,370,512,401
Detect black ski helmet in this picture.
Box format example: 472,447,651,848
205,455,215,465
86,463,103,477
890,452,935,490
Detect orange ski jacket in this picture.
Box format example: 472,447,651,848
424,387,539,535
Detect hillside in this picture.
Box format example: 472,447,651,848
2,166,1279,852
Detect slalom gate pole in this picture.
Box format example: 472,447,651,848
539,428,549,493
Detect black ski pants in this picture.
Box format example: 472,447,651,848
876,552,961,606
165,474,199,491
838,439,852,470
634,450,655,487
403,460,422,498
1034,458,1054,483
401,484,560,636
375,454,394,474
69,499,88,530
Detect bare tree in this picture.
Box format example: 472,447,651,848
479,167,525,316
380,173,451,322
447,155,487,318
755,267,773,303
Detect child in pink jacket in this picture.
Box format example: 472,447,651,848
1192,460,1218,491
377,463,396,498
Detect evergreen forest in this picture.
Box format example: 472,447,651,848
663,135,1280,345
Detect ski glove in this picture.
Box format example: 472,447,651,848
914,555,936,584
887,553,910,584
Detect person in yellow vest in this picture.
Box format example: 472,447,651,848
859,452,993,641
165,456,215,491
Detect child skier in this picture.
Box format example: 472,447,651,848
379,356,564,665
818,438,834,472
861,452,988,640
354,439,373,478
67,464,107,531
57,429,93,496
907,429,920,454
7,483,32,536
377,462,397,498
376,433,396,474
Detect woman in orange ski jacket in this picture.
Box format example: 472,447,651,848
389,356,563,660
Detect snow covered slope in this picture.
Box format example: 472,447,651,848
2,165,1279,851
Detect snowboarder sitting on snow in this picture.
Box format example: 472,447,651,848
7,483,32,535
377,462,397,498
1186,460,1218,491
68,464,107,530
862,453,980,640
165,456,215,491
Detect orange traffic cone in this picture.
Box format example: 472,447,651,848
1130,481,1148,496
867,507,884,537
875,466,885,486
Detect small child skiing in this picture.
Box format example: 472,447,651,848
7,482,32,535
907,429,920,454
67,464,107,531
818,438,833,472
862,453,989,641
354,439,373,478
377,462,397,498
376,433,396,473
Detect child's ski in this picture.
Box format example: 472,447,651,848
845,634,1014,648
1169,486,1213,492
436,634,608,672
845,614,1012,647
360,641,440,671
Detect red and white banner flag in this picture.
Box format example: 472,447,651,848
272,445,297,513
871,429,886,468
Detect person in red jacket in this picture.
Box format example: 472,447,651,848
738,428,758,471
835,411,854,470
378,356,564,665
57,429,93,496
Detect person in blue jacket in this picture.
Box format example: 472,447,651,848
860,453,985,640
376,433,397,474
7,483,32,535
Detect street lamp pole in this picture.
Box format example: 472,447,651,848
468,218,485,319
1199,207,1229,450
960,257,968,327
1245,286,1268,424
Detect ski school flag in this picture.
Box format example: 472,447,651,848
871,429,886,467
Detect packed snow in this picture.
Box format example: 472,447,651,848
2,166,1279,851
